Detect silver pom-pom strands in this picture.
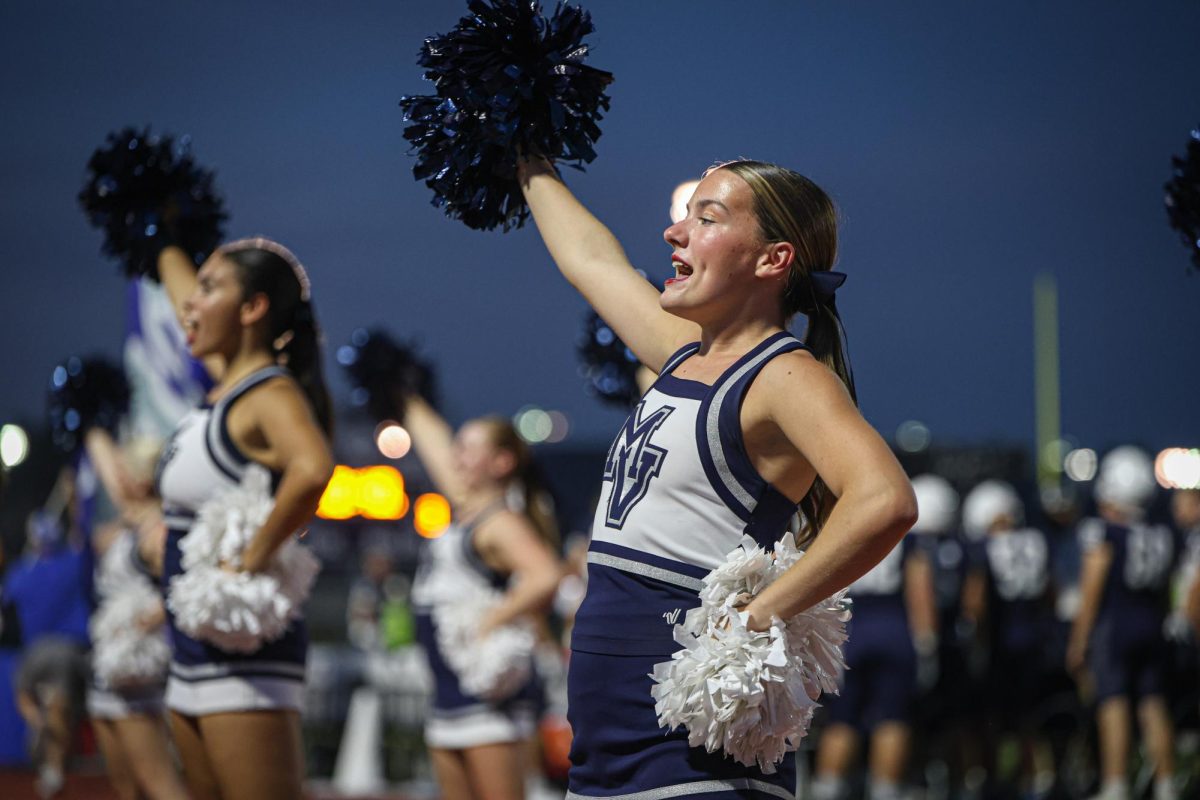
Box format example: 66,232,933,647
166,466,321,654
650,534,851,773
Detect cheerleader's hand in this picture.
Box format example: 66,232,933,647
218,559,245,575
135,603,166,633
476,607,506,640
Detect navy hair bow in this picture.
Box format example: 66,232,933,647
810,270,846,302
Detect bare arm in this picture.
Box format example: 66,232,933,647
904,550,939,647
402,395,467,506
744,355,918,627
1067,544,1111,674
84,429,149,523
157,245,223,379
960,567,987,632
518,158,697,371
474,510,562,633
1187,571,1200,639
236,381,335,573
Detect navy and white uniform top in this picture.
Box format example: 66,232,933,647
572,332,807,657
411,503,507,615
156,366,308,715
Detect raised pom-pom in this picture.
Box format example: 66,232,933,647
1165,125,1200,274
399,0,613,231
79,126,227,279
46,356,130,453
433,582,536,701
578,311,641,408
338,327,438,420
166,466,321,653
650,534,851,774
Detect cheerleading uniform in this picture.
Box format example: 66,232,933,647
155,366,308,716
87,529,169,719
977,527,1052,727
824,538,919,732
1078,517,1178,702
411,501,541,749
568,332,808,800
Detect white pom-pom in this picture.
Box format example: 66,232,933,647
431,581,535,701
650,534,851,773
90,584,171,687
167,466,321,653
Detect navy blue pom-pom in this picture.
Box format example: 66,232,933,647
399,0,613,231
79,127,228,280
1166,126,1200,274
46,356,130,453
578,311,641,408
338,327,438,421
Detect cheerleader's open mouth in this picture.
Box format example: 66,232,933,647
665,257,692,287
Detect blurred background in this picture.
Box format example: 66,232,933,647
1,1,1198,798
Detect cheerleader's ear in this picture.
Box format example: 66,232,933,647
239,291,271,328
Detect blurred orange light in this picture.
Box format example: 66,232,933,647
358,465,408,520
317,465,359,520
414,493,452,538
317,465,411,520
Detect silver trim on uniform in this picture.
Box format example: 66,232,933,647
566,778,795,800
706,338,796,514
587,552,704,591
661,344,701,376
169,660,307,680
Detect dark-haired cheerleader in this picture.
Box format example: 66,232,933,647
154,242,334,800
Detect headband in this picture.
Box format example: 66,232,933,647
216,236,312,302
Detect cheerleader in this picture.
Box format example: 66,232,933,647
517,157,916,798
812,474,942,800
403,394,562,800
83,428,187,800
153,242,334,800
1067,447,1178,800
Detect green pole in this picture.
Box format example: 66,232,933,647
1033,274,1062,489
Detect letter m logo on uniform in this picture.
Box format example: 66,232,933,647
602,402,675,529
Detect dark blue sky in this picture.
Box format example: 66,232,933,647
1,1,1197,453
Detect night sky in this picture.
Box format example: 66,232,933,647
2,1,1198,456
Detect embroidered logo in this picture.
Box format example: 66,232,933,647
602,401,674,528
663,608,682,625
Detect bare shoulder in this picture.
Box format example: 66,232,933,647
755,349,850,404
477,508,536,540
239,374,310,419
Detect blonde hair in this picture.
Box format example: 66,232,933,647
476,416,560,551
714,160,855,545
